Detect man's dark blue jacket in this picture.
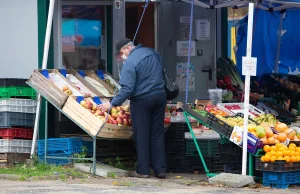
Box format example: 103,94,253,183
111,44,165,106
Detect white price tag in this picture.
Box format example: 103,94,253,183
242,57,257,76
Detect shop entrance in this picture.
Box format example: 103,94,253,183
125,3,156,48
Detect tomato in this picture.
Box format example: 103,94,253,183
164,118,171,124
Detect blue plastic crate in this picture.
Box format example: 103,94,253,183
82,140,93,155
38,154,72,165
263,171,300,189
37,137,83,156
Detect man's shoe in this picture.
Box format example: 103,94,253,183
129,171,150,178
154,173,166,179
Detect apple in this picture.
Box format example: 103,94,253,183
128,119,132,126
62,85,69,91
116,106,122,111
84,104,90,109
113,120,118,125
80,100,86,107
125,113,130,119
117,117,123,125
117,115,124,120
94,110,101,116
99,111,104,116
111,113,118,119
91,110,95,114
119,110,125,115
123,119,129,126
66,90,73,96
123,105,129,112
92,105,97,111
111,107,118,114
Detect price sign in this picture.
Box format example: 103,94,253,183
242,57,257,76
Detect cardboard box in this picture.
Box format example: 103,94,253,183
230,126,263,154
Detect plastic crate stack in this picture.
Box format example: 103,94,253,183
0,79,36,163
37,137,83,165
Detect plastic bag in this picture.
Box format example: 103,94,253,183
163,68,179,100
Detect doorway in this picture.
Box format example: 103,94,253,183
125,3,156,48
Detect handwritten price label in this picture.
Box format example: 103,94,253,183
242,57,257,76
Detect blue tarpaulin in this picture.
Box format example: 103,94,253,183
236,8,300,76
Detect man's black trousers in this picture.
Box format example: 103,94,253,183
130,92,167,175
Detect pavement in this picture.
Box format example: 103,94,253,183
0,173,299,194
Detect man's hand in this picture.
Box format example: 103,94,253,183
98,102,111,112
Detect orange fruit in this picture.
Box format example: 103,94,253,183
291,156,297,162
285,129,296,140
270,150,276,156
277,156,285,160
263,145,271,152
296,156,300,162
270,156,277,162
261,156,265,162
275,139,280,144
290,151,296,157
289,143,296,148
296,152,300,157
267,137,276,144
273,134,278,139
276,151,284,157
283,150,291,157
296,147,300,153
265,152,271,156
278,133,287,142
284,156,291,163
270,146,277,152
289,147,296,152
278,147,286,152
264,155,271,162
275,143,282,148
260,137,268,144
266,129,274,138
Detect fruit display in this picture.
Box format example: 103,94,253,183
62,85,73,96
216,115,257,127
105,79,117,90
222,104,260,117
272,75,300,92
79,98,132,126
253,114,277,127
66,74,96,97
261,143,300,163
257,101,296,119
204,104,228,116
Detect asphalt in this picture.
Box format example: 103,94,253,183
0,173,299,194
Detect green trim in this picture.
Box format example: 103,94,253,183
221,8,228,57
106,5,113,74
38,0,55,139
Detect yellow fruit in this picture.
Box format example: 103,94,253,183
275,143,282,148
278,147,286,152
290,151,296,157
284,156,291,163
283,150,291,157
296,147,300,153
276,151,283,157
265,152,271,156
270,156,277,162
289,143,297,148
296,156,300,162
263,145,271,152
264,155,271,162
277,156,285,160
261,156,265,162
270,146,277,152
291,156,297,162
289,147,296,152
270,150,276,157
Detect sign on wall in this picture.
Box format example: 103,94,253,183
195,19,210,40
176,41,196,56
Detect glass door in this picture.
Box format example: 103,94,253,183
58,1,109,70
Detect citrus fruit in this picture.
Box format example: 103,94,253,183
263,145,271,152
275,143,282,148
289,146,296,152
278,133,287,142
283,150,291,157
284,156,291,163
291,156,297,162
270,146,277,152
277,156,285,160
261,156,265,162
276,151,283,157
275,139,280,144
264,155,271,162
266,129,274,138
289,143,296,148
270,150,276,156
270,156,276,162
296,156,300,162
273,134,278,139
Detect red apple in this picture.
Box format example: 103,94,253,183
119,110,125,115
123,119,128,126
91,110,95,114
113,120,118,125
99,111,104,116
117,117,123,125
117,115,124,120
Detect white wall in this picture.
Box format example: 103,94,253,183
0,0,38,79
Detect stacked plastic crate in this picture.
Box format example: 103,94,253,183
0,79,36,166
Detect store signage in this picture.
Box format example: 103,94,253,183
242,57,257,76
176,41,196,57
115,0,121,9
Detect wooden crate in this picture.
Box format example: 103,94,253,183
83,70,115,96
62,97,133,139
65,69,100,97
26,70,68,108
0,153,30,167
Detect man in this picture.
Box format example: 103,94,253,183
99,38,167,178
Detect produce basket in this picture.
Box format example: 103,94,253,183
217,103,264,118
184,105,209,124
207,113,233,138
26,70,72,108
255,158,300,172
81,70,114,97
103,71,121,91
0,87,36,99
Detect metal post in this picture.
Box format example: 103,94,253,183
248,153,253,176
92,136,97,175
44,101,48,164
274,11,285,73
31,0,56,158
242,3,254,176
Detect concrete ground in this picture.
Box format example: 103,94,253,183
0,173,299,194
